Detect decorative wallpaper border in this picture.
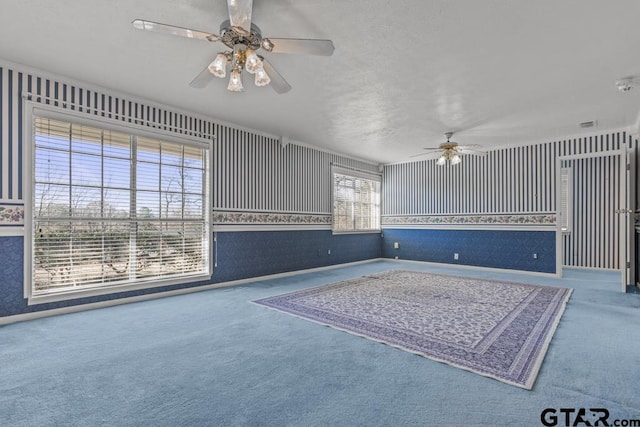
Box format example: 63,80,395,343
213,211,332,225
381,214,556,226
0,204,25,226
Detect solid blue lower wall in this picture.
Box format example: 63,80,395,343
212,230,382,282
0,230,382,318
0,228,554,318
381,229,555,273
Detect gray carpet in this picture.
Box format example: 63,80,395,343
0,261,639,426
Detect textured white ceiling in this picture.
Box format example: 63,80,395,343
1,0,640,164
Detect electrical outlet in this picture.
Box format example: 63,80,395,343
394,242,400,249
454,253,459,260
394,256,399,260
533,253,538,259
328,249,331,255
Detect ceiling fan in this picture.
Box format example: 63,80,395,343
411,132,487,165
132,0,335,94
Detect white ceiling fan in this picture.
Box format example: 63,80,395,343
132,0,334,94
411,132,487,165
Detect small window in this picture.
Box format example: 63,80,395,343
332,167,381,233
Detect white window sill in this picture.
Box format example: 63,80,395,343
27,272,211,305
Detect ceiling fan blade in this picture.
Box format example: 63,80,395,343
409,151,443,159
189,67,215,89
227,0,253,33
264,38,335,56
460,149,488,156
457,144,487,155
132,19,220,42
261,59,292,94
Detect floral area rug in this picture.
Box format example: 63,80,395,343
253,270,572,389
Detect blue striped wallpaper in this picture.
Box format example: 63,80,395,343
0,63,378,210
0,68,24,200
383,133,634,216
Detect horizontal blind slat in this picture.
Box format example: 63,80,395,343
33,116,210,292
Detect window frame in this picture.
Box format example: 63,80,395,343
24,103,212,305
331,165,381,234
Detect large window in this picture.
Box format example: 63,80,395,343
332,167,381,233
28,111,210,301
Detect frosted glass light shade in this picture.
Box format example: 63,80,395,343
208,53,228,78
245,49,262,74
451,154,462,165
254,66,271,87
227,69,243,92
436,155,446,166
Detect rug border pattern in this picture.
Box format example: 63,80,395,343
253,270,572,389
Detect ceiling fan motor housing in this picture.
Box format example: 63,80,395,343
219,19,263,50
440,132,458,150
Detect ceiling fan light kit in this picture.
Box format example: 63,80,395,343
616,76,640,92
437,151,462,166
244,49,262,73
132,0,334,94
208,53,228,78
254,66,271,86
412,132,487,165
227,67,244,92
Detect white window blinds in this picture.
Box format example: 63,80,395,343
332,167,381,232
32,116,210,294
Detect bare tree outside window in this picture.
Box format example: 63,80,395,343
32,117,209,294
